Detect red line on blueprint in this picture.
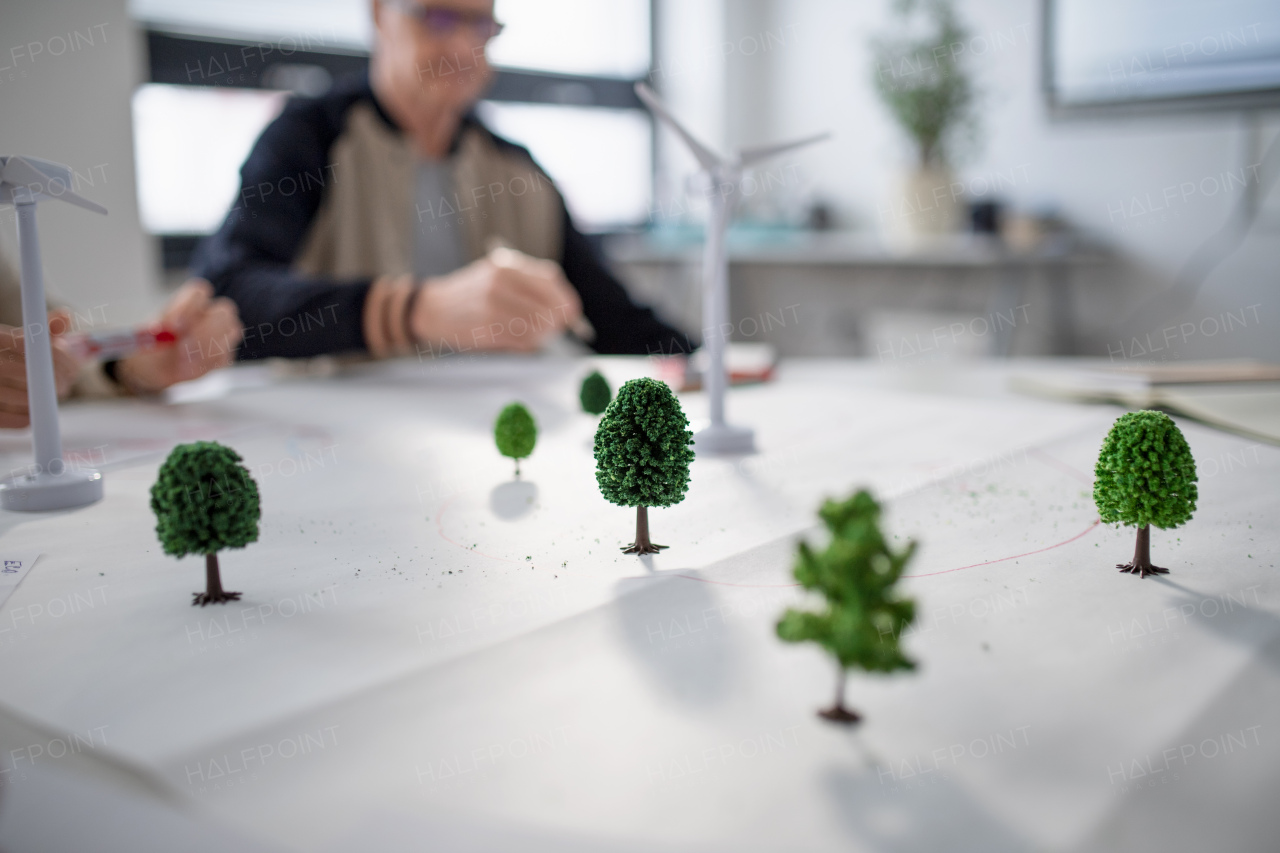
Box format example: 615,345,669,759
666,518,1103,587
900,519,1101,578
1026,446,1095,485
439,444,1106,581
673,446,1103,587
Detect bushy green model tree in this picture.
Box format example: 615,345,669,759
151,441,260,606
1094,410,1198,578
777,490,917,724
494,402,537,477
580,370,612,415
594,378,693,554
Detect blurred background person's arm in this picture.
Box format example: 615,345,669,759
0,251,243,427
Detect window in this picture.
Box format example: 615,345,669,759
489,0,650,79
133,84,287,235
476,101,652,228
128,0,371,50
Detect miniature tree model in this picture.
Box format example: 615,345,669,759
777,490,917,724
580,370,612,415
494,402,537,477
151,441,260,606
1094,410,1198,578
594,378,694,554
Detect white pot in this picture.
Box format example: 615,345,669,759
884,164,964,244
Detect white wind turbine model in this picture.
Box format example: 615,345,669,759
0,155,107,511
635,83,828,454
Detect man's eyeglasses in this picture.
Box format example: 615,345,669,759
389,2,505,42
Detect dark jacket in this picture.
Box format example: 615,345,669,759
192,74,688,360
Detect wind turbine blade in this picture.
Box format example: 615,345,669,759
634,83,723,172
1,156,69,195
53,189,108,215
736,132,831,168
0,156,106,213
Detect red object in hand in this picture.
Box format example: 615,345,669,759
64,326,178,362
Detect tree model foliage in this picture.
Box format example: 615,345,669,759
594,378,693,555
580,370,612,415
1094,410,1197,578
870,0,977,167
777,489,917,724
151,441,260,606
494,402,537,477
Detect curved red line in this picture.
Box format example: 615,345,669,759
901,519,1101,578
436,447,1105,581
1027,447,1095,485
671,519,1104,587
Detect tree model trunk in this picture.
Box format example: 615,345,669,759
514,458,521,479
622,506,667,555
818,665,861,724
1117,524,1169,578
193,552,242,606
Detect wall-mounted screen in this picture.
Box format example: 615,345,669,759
1045,0,1280,112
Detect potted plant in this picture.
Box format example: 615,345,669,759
871,0,978,239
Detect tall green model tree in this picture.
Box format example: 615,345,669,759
494,402,537,477
580,370,612,415
1094,410,1198,578
594,378,693,554
151,441,260,606
777,490,917,724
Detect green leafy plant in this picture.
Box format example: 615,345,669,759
777,489,917,723
594,378,693,554
580,370,612,415
871,0,977,167
151,441,260,606
1094,410,1197,578
494,402,537,477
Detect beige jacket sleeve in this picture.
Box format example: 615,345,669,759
0,249,126,399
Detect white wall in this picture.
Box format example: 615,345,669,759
0,0,158,326
661,0,1280,361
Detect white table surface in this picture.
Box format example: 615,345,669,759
0,356,1276,853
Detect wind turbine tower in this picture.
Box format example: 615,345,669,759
0,156,107,510
636,83,828,454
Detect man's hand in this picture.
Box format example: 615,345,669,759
405,248,583,355
0,312,82,429
115,280,243,394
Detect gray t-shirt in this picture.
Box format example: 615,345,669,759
412,158,467,280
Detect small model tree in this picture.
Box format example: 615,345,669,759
1094,410,1198,578
580,370,612,415
594,378,693,554
777,490,917,724
151,441,260,606
494,402,537,477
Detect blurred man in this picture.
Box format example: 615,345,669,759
0,252,242,428
193,0,688,361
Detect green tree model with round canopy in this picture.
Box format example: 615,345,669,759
494,402,537,477
579,370,612,415
1094,410,1197,578
777,489,917,724
151,441,260,606
594,378,693,554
